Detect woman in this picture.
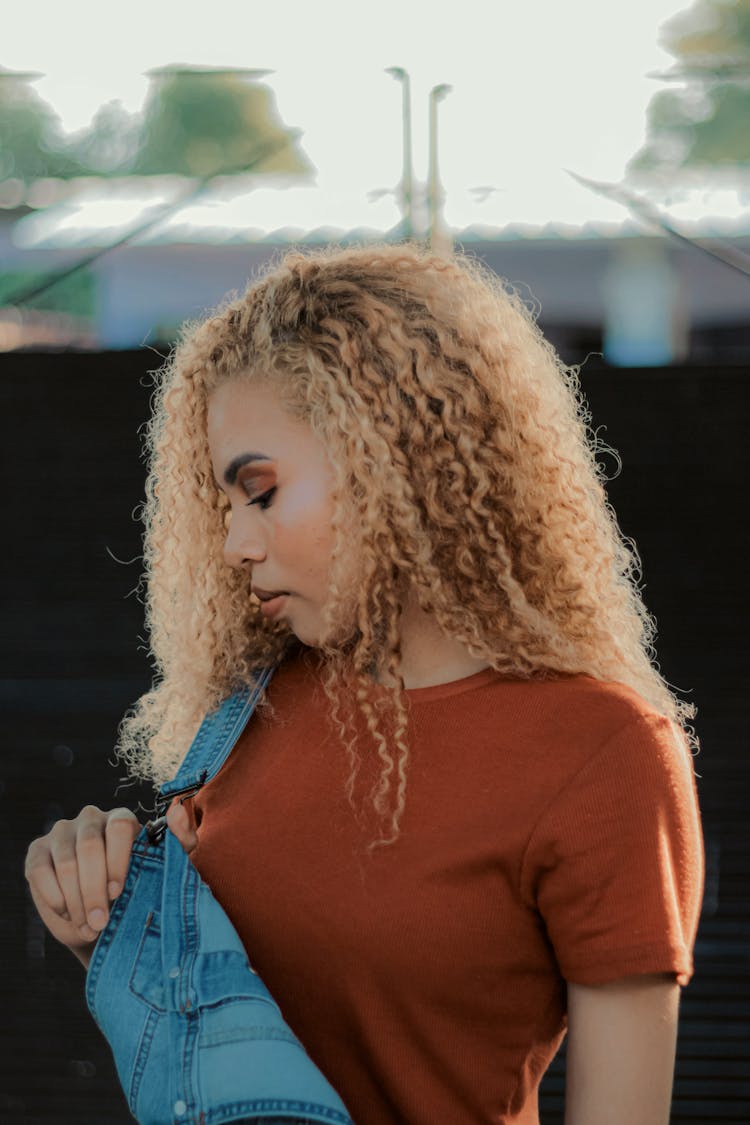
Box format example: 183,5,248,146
25,242,704,1124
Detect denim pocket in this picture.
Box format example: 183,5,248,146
128,909,166,1012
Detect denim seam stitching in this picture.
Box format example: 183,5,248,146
202,1101,352,1124
128,909,166,1013
128,1006,160,1113
85,843,152,1018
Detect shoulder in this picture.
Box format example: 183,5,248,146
541,671,665,730
487,670,678,776
519,673,700,859
551,674,694,791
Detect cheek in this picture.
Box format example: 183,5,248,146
290,474,331,517
284,520,335,579
282,479,336,544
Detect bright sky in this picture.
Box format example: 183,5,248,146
3,0,696,231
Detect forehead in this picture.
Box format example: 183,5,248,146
206,379,324,473
207,380,290,431
207,380,300,449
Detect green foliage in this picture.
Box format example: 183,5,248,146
131,70,314,177
0,66,313,183
0,72,85,181
629,0,750,170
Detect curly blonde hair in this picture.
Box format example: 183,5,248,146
116,240,699,847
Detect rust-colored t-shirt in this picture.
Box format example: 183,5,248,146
186,649,704,1124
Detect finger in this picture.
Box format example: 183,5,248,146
25,839,69,919
26,836,94,947
165,800,199,854
104,808,140,899
28,858,69,919
75,813,110,933
48,826,97,941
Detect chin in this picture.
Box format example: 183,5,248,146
289,626,316,648
286,588,359,651
284,610,321,650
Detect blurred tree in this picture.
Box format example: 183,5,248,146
131,66,314,178
0,64,313,184
66,99,142,176
0,69,84,181
628,0,750,171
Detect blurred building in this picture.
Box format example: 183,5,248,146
1,168,748,363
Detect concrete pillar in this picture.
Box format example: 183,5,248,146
602,238,688,366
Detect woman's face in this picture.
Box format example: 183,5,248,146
206,378,357,647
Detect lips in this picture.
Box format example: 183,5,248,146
252,586,289,602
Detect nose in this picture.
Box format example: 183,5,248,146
223,511,267,569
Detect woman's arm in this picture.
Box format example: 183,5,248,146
564,972,681,1125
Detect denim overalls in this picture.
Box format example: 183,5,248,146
85,662,354,1125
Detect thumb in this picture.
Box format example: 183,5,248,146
165,799,199,855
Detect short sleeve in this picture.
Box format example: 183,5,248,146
519,712,705,987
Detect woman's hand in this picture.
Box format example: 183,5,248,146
24,805,141,969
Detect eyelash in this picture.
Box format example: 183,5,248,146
246,487,276,511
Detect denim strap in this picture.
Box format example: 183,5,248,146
159,662,279,800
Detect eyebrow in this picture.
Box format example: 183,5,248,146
220,452,274,488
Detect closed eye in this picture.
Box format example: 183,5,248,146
247,487,276,511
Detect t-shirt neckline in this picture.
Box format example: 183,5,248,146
400,664,510,702
296,647,514,703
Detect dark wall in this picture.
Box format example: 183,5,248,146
1,351,748,1123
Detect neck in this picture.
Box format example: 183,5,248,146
371,589,491,690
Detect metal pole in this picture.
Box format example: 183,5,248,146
428,83,452,254
385,67,414,239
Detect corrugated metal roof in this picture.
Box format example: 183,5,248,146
6,170,750,249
